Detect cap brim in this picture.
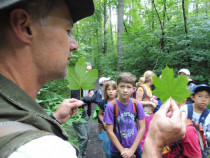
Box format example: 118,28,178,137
66,0,95,23
194,86,210,93
0,0,95,23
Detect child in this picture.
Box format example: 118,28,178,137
98,80,118,158
103,72,145,158
136,70,157,116
181,84,210,139
83,76,110,141
135,70,157,151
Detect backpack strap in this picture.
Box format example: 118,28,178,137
139,85,147,100
132,98,138,120
199,107,210,125
111,99,122,144
111,99,118,117
187,104,193,120
187,104,209,125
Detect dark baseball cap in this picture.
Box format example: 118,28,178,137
0,0,95,23
193,84,210,93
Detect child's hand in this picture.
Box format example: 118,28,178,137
121,148,135,158
150,101,157,108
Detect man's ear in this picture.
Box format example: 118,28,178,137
9,9,33,43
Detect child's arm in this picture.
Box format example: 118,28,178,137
136,90,157,108
121,119,145,158
98,108,106,128
106,124,125,154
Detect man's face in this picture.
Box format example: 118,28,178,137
32,0,78,81
192,91,210,109
178,72,190,80
86,65,92,73
117,82,134,99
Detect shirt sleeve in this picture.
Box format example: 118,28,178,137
103,102,114,125
9,135,77,158
136,100,145,120
182,125,202,157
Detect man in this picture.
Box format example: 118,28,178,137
0,0,94,157
178,68,196,104
71,62,94,158
0,0,187,158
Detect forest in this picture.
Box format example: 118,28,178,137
37,0,210,144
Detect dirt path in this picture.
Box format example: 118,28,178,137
86,103,105,158
86,80,106,158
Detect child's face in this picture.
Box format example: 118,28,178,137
117,82,135,99
106,86,117,100
192,91,210,109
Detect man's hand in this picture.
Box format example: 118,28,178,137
53,99,84,124
121,148,135,158
143,98,187,157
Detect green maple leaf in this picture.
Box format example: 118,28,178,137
66,58,98,90
152,66,191,103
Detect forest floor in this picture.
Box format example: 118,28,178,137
86,102,106,158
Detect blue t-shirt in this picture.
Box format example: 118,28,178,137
103,98,145,152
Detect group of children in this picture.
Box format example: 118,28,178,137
95,68,210,158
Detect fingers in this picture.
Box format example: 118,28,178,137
157,98,171,114
170,99,182,121
181,111,187,139
67,99,84,108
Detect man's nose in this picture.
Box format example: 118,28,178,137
69,36,79,52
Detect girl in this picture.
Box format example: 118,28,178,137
136,70,158,151
98,80,117,158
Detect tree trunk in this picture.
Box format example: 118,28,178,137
152,0,165,52
182,0,188,35
160,0,166,52
104,0,108,55
151,0,154,31
109,3,114,50
117,0,124,71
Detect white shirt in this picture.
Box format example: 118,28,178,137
181,104,210,138
9,135,77,158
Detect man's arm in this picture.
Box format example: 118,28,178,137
106,124,125,153
121,119,145,158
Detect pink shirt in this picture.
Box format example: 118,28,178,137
163,125,201,158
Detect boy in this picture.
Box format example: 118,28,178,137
181,84,210,138
103,72,145,158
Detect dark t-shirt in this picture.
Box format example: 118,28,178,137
98,99,107,112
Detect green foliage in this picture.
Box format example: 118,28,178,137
66,58,98,91
37,79,70,113
153,66,191,103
